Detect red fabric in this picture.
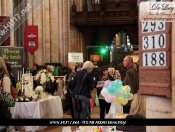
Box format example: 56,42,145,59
25,25,38,54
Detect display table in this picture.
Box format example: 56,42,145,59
12,96,63,131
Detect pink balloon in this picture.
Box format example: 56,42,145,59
109,94,116,102
105,96,111,103
106,94,116,103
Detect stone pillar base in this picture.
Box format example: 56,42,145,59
146,96,173,132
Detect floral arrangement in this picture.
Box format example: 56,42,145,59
35,86,43,94
34,69,55,85
22,74,31,84
16,96,33,102
16,86,44,102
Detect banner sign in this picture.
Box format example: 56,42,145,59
25,25,38,54
0,46,23,81
68,52,83,63
0,119,175,126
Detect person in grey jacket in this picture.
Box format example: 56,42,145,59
122,55,139,113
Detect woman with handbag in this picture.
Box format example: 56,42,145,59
72,61,94,119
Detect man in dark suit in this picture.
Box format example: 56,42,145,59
122,55,139,113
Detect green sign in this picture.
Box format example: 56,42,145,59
0,46,23,81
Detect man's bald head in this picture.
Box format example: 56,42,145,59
123,55,133,68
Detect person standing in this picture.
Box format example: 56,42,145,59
44,65,57,95
32,64,39,76
96,67,114,119
122,55,139,113
91,62,101,107
76,62,84,72
65,62,75,115
108,62,121,80
72,61,94,119
67,62,77,119
32,64,39,89
91,62,101,82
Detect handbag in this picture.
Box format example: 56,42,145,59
74,72,88,113
0,87,15,119
0,87,15,107
1,77,19,101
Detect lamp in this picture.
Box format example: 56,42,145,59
106,35,133,53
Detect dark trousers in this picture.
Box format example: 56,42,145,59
99,99,111,119
66,89,74,119
123,105,131,114
88,104,91,119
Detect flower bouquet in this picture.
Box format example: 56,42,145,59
22,74,31,84
34,69,54,84
35,86,44,99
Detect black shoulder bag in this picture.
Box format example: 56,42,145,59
74,72,88,113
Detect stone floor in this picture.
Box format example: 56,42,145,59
40,106,100,132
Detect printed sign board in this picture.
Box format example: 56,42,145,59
68,53,83,63
0,46,23,82
138,0,171,98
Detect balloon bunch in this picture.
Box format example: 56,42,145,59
101,79,133,105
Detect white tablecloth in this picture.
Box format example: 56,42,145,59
12,96,63,131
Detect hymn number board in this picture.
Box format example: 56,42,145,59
142,22,166,67
139,20,171,98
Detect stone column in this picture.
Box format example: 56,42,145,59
32,0,38,64
62,0,68,65
35,0,43,65
6,0,13,15
1,0,6,16
0,0,1,15
44,0,51,63
26,0,33,67
50,0,59,62
7,0,14,46
58,0,63,64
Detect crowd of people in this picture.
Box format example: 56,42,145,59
0,55,142,131
63,55,140,121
